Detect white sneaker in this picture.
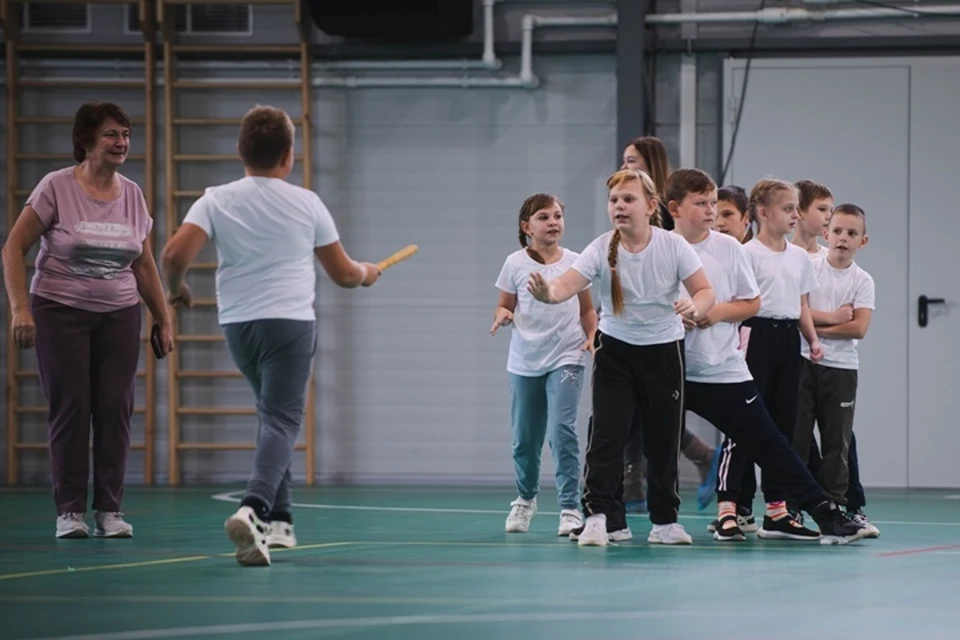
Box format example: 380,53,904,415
267,521,298,549
56,513,90,539
94,512,133,538
504,497,537,533
849,510,880,538
224,506,271,566
648,523,693,545
577,514,608,547
557,509,583,536
569,526,632,542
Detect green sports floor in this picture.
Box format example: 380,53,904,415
1,486,959,640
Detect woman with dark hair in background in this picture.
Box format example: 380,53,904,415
2,101,174,539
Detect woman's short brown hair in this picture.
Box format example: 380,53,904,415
72,101,132,163
238,105,294,171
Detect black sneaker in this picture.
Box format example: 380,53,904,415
712,514,745,542
707,506,756,533
757,513,821,541
811,502,869,545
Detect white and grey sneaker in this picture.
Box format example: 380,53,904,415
266,521,297,549
576,514,609,547
569,526,632,542
648,523,693,545
504,497,537,533
224,506,271,566
94,512,133,538
557,509,583,536
56,513,90,539
848,509,880,538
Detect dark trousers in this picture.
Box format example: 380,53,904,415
582,332,685,526
689,381,826,510
223,319,316,515
793,360,859,505
808,432,866,510
724,317,802,509
31,294,141,515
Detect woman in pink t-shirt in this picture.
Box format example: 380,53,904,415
1,102,174,539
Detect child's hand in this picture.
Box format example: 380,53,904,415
695,307,722,329
833,304,854,324
490,307,514,336
809,340,824,362
582,330,597,355
674,298,698,320
527,273,551,303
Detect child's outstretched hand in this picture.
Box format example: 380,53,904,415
490,307,514,336
527,273,551,303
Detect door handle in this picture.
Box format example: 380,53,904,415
918,295,946,328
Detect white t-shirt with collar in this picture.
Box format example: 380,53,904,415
182,176,340,325
571,228,703,347
802,254,876,370
743,238,819,320
681,231,760,384
495,248,588,377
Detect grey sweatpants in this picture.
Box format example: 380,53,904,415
223,318,316,515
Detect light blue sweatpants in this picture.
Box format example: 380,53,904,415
508,364,584,510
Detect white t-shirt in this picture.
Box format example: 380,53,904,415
802,255,876,370
182,176,340,324
681,231,759,384
571,228,703,346
495,248,587,377
743,238,818,320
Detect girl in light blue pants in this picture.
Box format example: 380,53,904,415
491,193,597,536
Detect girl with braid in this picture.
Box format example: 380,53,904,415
528,169,715,547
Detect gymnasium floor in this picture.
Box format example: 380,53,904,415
1,486,958,640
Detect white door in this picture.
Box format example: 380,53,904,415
907,63,960,488
723,59,911,488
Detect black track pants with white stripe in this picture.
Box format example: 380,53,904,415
582,332,685,526
686,380,825,509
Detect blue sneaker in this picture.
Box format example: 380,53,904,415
696,445,721,511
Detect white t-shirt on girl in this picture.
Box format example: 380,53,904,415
572,228,703,347
743,238,818,320
495,248,588,377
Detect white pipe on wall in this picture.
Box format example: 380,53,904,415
520,14,618,86
645,5,960,25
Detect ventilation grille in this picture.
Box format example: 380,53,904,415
126,3,251,34
23,2,90,32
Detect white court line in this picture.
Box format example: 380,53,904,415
210,491,960,527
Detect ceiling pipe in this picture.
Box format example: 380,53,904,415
645,4,960,25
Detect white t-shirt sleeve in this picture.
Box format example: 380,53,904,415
182,191,214,238
733,245,761,300
799,253,819,295
854,270,876,310
571,237,604,282
311,193,341,248
495,256,518,294
676,239,704,281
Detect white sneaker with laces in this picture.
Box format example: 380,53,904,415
56,513,90,539
569,526,632,542
267,521,297,549
557,509,583,536
94,512,133,538
577,514,608,547
504,497,537,533
224,506,271,566
648,523,693,545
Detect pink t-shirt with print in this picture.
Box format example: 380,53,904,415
27,166,153,313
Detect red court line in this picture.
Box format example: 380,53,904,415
877,543,960,557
